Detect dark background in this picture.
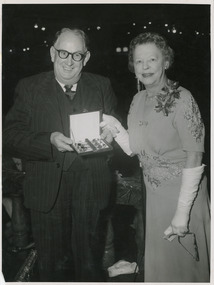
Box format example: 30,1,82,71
2,3,211,170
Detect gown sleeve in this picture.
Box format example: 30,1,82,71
174,89,205,152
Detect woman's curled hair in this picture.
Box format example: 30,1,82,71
128,32,174,73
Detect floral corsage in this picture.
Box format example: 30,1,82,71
154,80,181,116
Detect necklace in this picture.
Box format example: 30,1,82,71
145,92,157,102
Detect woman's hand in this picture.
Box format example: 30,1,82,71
100,114,133,156
164,153,204,240
100,114,121,137
164,210,189,241
100,128,114,143
170,208,189,237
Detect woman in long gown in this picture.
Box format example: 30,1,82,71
102,32,210,282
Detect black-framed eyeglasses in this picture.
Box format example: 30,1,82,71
177,232,199,261
53,46,87,62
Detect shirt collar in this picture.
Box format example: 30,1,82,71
56,78,77,92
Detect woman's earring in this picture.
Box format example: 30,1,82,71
137,78,141,92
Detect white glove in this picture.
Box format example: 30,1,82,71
164,164,205,237
100,114,133,156
108,260,139,277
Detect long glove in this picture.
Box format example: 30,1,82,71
100,114,133,156
164,164,205,239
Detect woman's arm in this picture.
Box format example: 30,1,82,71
164,150,205,239
184,150,203,168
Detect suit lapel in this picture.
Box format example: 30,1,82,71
40,72,101,137
41,73,70,135
55,82,70,137
76,73,101,113
40,74,61,122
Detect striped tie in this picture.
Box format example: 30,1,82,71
64,85,76,101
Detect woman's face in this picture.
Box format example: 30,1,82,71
133,42,168,88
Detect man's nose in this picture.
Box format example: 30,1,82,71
66,54,74,65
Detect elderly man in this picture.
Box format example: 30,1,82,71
3,27,117,281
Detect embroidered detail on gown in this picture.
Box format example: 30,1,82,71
183,95,204,142
138,150,185,189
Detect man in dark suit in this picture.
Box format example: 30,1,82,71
3,28,117,282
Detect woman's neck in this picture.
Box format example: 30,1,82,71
145,76,168,97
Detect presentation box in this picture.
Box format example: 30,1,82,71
69,111,112,155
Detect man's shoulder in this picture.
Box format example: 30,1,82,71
20,70,54,85
82,72,110,83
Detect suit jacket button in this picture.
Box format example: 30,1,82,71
56,163,60,168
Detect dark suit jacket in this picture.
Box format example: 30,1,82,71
3,71,117,212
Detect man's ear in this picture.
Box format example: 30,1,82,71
83,51,91,66
50,46,55,63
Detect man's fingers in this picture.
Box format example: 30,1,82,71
59,143,74,152
62,136,73,145
51,132,74,152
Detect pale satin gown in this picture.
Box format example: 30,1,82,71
127,84,210,282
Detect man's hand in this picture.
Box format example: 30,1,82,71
50,132,74,152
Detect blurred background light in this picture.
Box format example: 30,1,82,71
172,27,177,33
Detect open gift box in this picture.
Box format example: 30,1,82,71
69,110,113,155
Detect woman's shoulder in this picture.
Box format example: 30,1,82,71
177,85,193,99
132,90,146,102
176,85,201,117
176,85,198,107
129,90,146,109
128,90,145,117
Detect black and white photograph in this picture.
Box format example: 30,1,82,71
1,0,212,283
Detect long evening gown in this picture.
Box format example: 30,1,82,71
127,84,210,282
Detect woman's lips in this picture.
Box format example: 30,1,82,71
142,73,153,78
